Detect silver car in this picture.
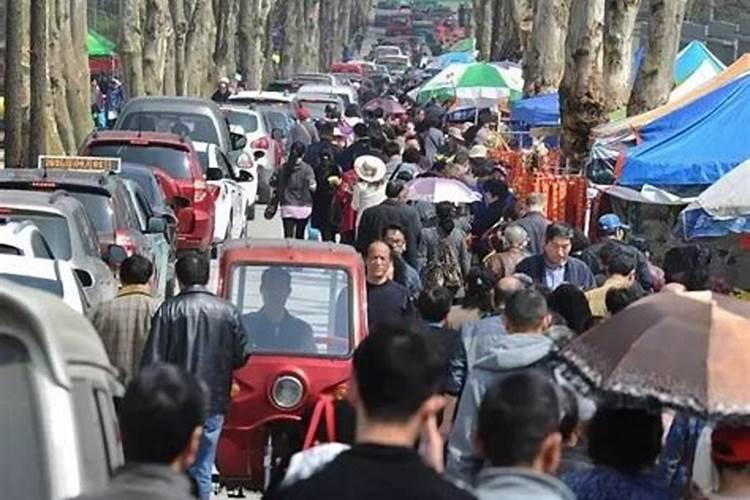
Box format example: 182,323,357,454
0,190,118,306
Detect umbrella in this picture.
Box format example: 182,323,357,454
561,291,750,419
675,159,750,240
416,62,523,108
363,98,405,115
405,177,481,204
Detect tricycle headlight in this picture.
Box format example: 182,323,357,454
271,375,304,409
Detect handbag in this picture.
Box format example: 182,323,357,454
264,192,279,220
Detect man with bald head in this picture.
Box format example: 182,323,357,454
365,241,415,328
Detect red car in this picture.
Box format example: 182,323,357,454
216,239,368,492
80,130,215,255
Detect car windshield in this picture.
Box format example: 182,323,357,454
229,265,351,356
296,100,336,120
195,151,209,172
120,112,220,145
263,111,291,135
0,274,63,297
224,110,259,134
87,144,193,180
0,212,71,260
68,193,114,236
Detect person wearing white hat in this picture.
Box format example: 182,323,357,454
352,155,388,229
211,77,232,103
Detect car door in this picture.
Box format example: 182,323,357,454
216,149,247,239
206,144,234,243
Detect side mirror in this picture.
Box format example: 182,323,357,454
107,244,128,267
147,216,167,234
74,268,95,288
231,131,248,150
171,195,191,210
206,167,224,181
271,128,284,141
238,170,253,182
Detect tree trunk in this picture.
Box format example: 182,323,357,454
512,0,534,57
142,0,171,95
319,0,338,70
120,0,144,96
603,0,642,113
183,0,214,96
29,0,47,163
300,0,320,72
4,0,26,167
522,0,571,96
280,0,297,77
627,0,687,115
212,0,237,81
169,0,188,94
336,0,351,60
560,0,606,170
237,0,275,90
474,0,493,60
490,0,527,61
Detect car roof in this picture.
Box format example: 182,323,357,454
125,96,221,115
0,189,84,215
0,253,59,278
84,129,192,148
222,239,364,267
298,84,352,94
220,105,261,116
230,91,294,103
0,168,119,193
0,275,113,388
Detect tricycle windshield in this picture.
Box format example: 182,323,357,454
229,264,352,356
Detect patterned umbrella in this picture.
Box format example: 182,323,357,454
561,291,750,419
416,62,523,108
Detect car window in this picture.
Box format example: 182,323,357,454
114,185,143,232
69,193,115,236
0,335,47,499
0,274,63,296
75,209,102,257
120,112,220,145
71,379,111,491
216,151,234,179
0,244,22,255
0,212,71,260
196,151,210,172
127,188,148,232
229,265,352,356
87,144,193,180
225,110,259,134
30,232,54,259
264,111,291,134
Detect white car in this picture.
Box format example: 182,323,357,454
0,219,56,258
193,141,250,243
296,84,359,108
0,254,90,314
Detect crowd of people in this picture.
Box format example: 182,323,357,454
73,74,748,500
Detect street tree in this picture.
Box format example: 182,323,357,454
603,0,643,113
628,0,688,115
560,0,607,170
522,0,571,96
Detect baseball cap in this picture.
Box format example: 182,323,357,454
712,425,750,464
598,213,630,234
469,145,488,159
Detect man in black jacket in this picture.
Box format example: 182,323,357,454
271,323,475,500
356,180,423,268
142,253,250,500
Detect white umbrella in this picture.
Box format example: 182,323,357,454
696,159,750,219
405,177,482,204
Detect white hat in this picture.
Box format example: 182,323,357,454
447,127,464,142
354,155,387,183
469,145,488,159
219,77,230,85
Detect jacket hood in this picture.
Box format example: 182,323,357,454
475,467,576,500
473,333,554,372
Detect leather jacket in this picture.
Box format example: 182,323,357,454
142,285,250,415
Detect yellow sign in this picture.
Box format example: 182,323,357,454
38,155,121,174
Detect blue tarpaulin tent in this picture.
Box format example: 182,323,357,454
511,93,560,126
619,74,750,187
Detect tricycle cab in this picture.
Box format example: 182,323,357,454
216,239,367,491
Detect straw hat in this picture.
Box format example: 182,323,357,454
354,155,387,183
469,145,488,159
447,127,464,143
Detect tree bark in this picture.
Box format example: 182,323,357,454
319,0,338,70
490,0,528,61
169,0,188,94
142,0,171,95
212,0,237,82
4,0,26,167
120,0,145,96
474,0,493,60
280,0,298,77
29,0,47,163
522,0,571,96
335,0,351,60
560,0,607,170
238,0,275,89
603,0,642,113
300,0,320,72
627,0,687,116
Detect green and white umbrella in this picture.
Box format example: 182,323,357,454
415,62,523,108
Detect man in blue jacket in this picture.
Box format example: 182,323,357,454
515,223,596,291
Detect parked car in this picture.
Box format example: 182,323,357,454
296,84,359,108
0,279,123,498
294,73,340,87
221,106,277,205
0,254,92,313
121,178,174,300
265,79,303,94
113,96,247,159
216,240,368,491
0,189,118,305
193,142,250,244
0,167,152,267
80,131,216,255
376,54,411,76
0,219,56,258
228,91,297,115
294,94,346,121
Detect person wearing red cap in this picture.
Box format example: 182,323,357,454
710,425,750,498
289,107,317,147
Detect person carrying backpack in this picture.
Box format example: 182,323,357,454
418,202,470,294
